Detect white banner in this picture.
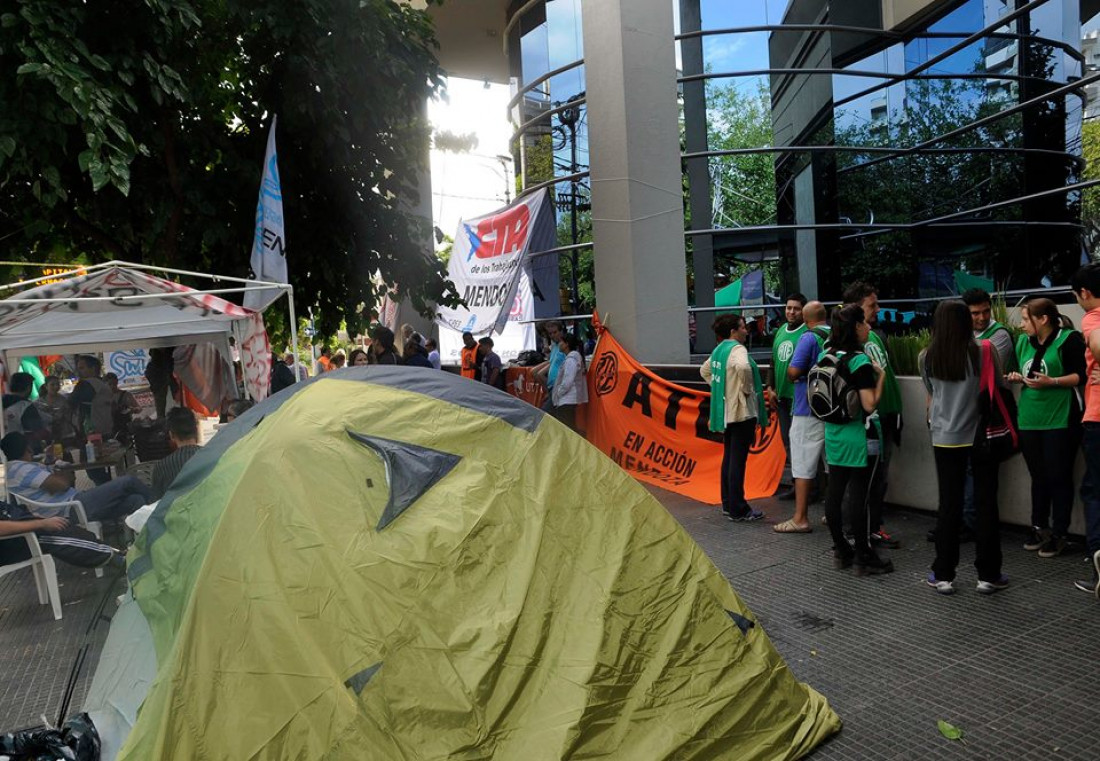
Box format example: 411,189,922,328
104,349,148,387
436,189,554,336
438,265,537,366
244,116,287,311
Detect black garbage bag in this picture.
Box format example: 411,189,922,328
0,713,100,761
514,349,546,367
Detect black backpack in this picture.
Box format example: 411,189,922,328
807,351,861,424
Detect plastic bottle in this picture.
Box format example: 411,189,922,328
85,440,96,463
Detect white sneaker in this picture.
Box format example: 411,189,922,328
926,574,954,595
976,576,1010,595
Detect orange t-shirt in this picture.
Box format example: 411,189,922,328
317,356,332,373
1083,309,1100,423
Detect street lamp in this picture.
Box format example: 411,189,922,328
495,154,514,203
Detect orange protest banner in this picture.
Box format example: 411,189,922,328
584,329,784,504
504,366,547,409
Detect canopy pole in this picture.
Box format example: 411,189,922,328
286,286,300,382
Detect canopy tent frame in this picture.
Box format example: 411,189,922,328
0,263,299,478
0,260,299,385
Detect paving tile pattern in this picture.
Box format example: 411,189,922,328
1,481,1098,759
662,488,1100,760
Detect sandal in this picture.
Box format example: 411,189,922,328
773,519,812,534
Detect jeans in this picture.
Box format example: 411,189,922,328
825,458,878,559
962,468,976,530
931,446,1002,583
1080,423,1100,556
78,475,154,522
1019,427,1080,537
867,414,898,530
721,419,757,517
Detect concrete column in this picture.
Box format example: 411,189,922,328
582,0,689,364
680,0,716,355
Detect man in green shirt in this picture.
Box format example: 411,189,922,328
771,293,807,500
843,281,903,548
963,288,1016,372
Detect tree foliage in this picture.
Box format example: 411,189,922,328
1082,118,1100,258
705,81,776,229
0,0,457,336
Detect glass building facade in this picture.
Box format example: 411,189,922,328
506,0,1091,305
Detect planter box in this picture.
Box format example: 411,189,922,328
886,376,1087,534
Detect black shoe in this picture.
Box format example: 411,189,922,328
833,552,853,570
1023,527,1047,551
1038,535,1067,558
926,529,937,543
871,529,901,549
1073,550,1100,598
731,509,765,522
854,554,895,576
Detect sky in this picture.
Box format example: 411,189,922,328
427,78,514,247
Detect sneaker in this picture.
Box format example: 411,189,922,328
854,554,894,576
976,575,1010,595
1073,550,1100,598
1038,535,1067,558
927,573,955,595
731,509,765,522
1023,527,1047,551
871,529,901,549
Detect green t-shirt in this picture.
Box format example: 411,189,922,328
821,351,882,468
863,330,902,415
772,323,807,400
1016,329,1074,430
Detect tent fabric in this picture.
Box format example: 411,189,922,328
92,367,840,760
0,265,271,401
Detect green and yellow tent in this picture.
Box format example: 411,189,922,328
85,368,840,760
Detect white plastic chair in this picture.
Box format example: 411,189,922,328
0,532,62,620
11,494,104,578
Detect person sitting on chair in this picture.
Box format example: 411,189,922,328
152,408,203,500
1,431,153,522
0,501,120,569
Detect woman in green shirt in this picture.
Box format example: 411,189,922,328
821,304,892,575
1006,298,1085,558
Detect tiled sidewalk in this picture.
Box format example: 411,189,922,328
1,489,1098,759
662,489,1100,760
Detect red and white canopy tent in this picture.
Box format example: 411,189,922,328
0,262,298,421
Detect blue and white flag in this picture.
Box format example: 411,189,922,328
244,116,287,311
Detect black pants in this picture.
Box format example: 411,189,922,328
553,404,577,432
826,458,878,558
1020,427,1080,537
777,398,793,471
0,525,115,568
868,414,898,530
1081,422,1100,557
931,446,1002,583
721,419,757,517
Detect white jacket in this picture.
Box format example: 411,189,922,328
552,351,589,407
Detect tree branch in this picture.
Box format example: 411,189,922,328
65,207,129,260
160,114,185,266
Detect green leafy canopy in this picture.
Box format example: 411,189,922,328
0,0,458,336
